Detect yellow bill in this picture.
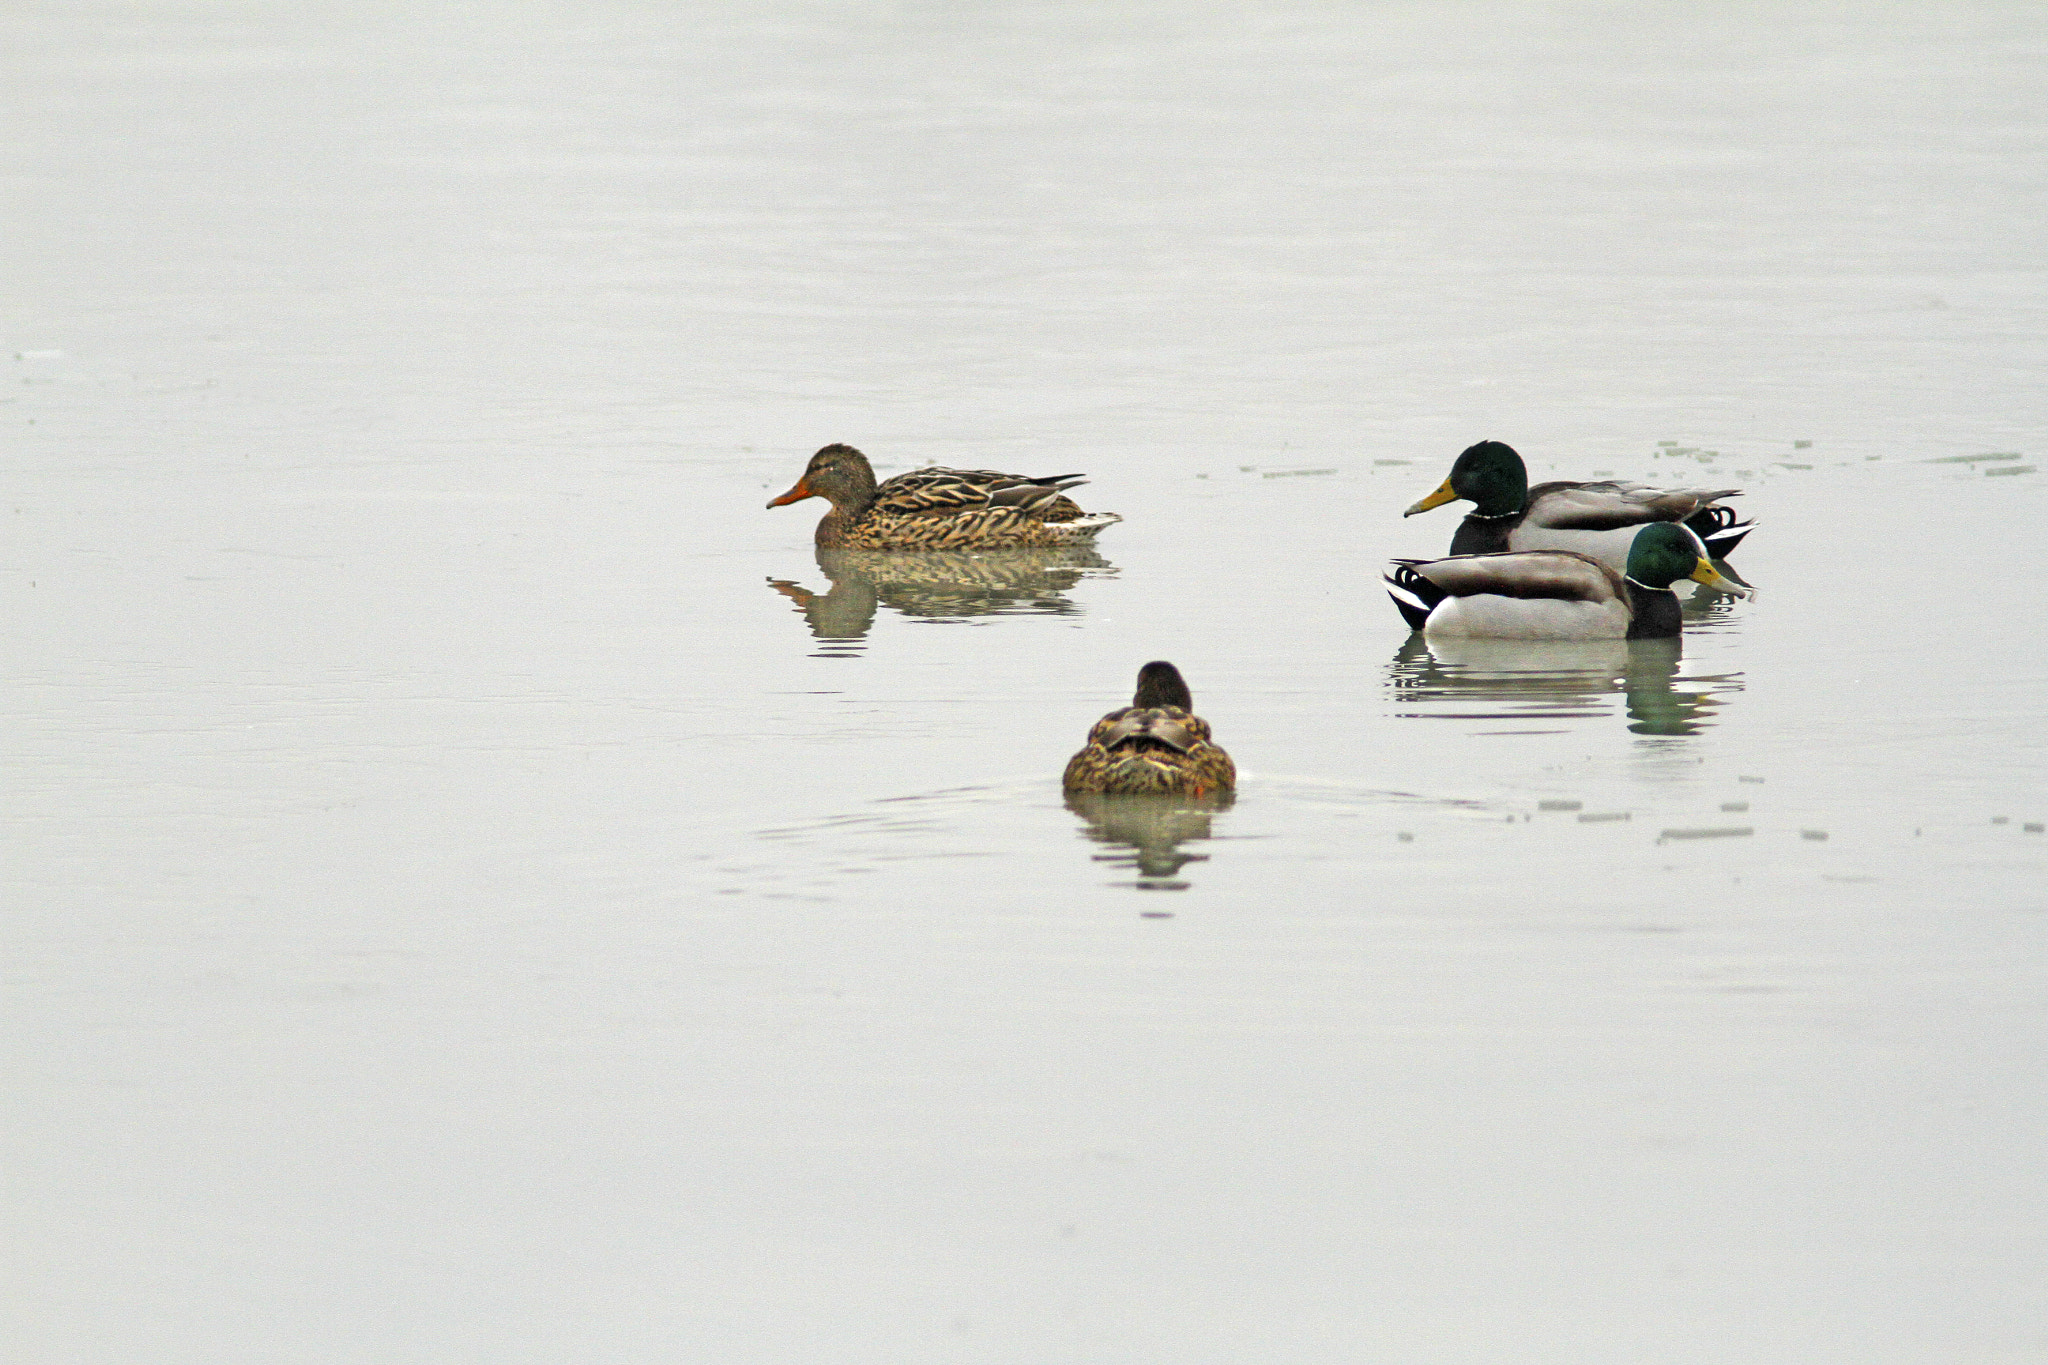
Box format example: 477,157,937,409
1403,478,1463,517
1689,558,1753,598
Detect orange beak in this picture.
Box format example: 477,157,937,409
766,476,815,509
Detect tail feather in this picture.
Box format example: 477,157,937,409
1053,511,1122,540
1686,505,1756,561
1385,561,1446,632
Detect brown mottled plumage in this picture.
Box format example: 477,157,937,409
1062,662,1235,797
767,444,1121,549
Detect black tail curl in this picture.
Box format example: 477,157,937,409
1384,561,1448,632
1685,504,1756,560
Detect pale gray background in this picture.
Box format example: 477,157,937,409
6,2,2045,1361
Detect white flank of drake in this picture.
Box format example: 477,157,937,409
1508,523,1642,575
1424,594,1632,640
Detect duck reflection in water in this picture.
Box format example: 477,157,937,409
1388,635,1742,736
1066,791,1233,890
768,546,1114,644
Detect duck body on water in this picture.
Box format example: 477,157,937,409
1405,439,1754,573
767,444,1122,550
1386,522,1751,641
1063,662,1236,797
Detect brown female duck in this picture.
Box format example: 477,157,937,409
767,443,1122,549
1062,662,1236,797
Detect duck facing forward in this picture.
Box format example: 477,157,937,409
1063,662,1235,797
1405,439,1754,569
1385,522,1750,641
767,444,1123,550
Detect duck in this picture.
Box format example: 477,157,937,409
767,444,1123,549
1404,439,1755,571
1062,661,1236,797
1384,521,1751,640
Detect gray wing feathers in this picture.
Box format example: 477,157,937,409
1527,482,1741,531
1415,551,1623,604
1092,705,1208,754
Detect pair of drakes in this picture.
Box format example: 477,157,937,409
1386,439,1753,639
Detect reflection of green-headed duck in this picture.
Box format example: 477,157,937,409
1405,440,1754,568
1385,522,1750,640
768,444,1122,549
1063,662,1236,797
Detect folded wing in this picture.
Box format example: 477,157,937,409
873,467,1088,518
1524,481,1740,532
1406,550,1624,604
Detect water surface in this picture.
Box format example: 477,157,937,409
5,3,2045,1362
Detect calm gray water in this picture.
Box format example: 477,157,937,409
7,3,2045,1361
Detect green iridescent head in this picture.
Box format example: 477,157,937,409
1624,522,1750,595
1404,440,1528,519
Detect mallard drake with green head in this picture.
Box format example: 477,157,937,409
1385,522,1751,640
1405,439,1754,570
1062,661,1235,797
767,444,1123,549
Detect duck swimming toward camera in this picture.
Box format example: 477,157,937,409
1385,522,1750,640
767,443,1122,550
1404,439,1755,570
1062,662,1235,797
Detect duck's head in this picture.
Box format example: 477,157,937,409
767,444,878,510
1404,440,1528,519
1132,660,1194,710
1624,522,1752,596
